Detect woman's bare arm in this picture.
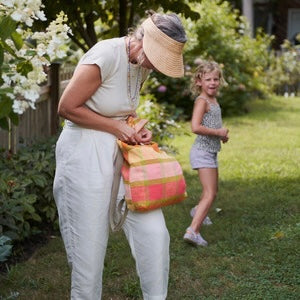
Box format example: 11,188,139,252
58,64,137,142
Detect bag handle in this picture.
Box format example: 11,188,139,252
109,148,128,232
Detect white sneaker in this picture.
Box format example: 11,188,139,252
203,216,213,225
183,227,208,247
189,207,213,225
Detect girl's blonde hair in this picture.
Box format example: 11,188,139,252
191,59,226,95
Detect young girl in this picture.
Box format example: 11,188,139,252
183,59,229,246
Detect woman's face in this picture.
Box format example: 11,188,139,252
130,39,156,70
138,51,156,70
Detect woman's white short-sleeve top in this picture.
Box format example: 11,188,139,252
76,37,149,118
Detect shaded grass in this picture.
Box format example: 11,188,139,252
0,96,299,299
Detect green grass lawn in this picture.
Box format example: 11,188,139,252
1,96,299,300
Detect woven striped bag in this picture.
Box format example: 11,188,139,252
117,140,187,212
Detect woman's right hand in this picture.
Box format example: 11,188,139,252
113,120,139,144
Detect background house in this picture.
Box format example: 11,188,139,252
242,0,300,48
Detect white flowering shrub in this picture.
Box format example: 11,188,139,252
265,39,300,95
137,93,186,149
0,0,71,130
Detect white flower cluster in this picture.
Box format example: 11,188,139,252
0,0,46,26
32,11,71,60
142,100,153,114
0,0,71,114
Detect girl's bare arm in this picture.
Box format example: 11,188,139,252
191,98,228,138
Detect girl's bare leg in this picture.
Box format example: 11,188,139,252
190,168,218,233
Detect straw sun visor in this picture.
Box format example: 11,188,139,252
142,17,185,78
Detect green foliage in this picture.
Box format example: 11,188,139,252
40,0,200,51
0,15,22,130
149,0,274,117
189,0,273,114
0,16,17,41
0,13,47,130
265,40,300,95
137,93,188,148
143,72,194,118
0,137,57,246
1,6,71,131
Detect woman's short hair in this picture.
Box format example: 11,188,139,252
130,10,187,43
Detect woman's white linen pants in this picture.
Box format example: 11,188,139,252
53,126,170,300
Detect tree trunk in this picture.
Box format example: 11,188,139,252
85,13,98,47
119,0,128,36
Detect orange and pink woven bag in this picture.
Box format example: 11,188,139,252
117,140,187,212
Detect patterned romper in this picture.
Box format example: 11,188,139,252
190,98,223,169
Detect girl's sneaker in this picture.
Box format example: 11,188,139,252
190,207,213,225
183,227,208,247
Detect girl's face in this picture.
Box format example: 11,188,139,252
196,70,220,97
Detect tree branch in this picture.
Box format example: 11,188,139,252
73,8,94,48
119,0,128,37
85,12,98,46
128,0,135,30
68,32,89,52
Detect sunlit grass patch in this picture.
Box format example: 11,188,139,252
0,96,299,299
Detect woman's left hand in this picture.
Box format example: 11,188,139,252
135,128,152,144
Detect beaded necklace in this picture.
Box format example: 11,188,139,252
127,38,142,108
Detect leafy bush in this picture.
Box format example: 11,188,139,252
0,2,70,130
186,0,274,115
143,73,194,119
0,137,57,243
137,93,188,149
265,39,300,95
148,0,274,116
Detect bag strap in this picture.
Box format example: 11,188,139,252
109,148,128,232
109,117,148,231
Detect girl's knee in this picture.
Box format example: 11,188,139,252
203,190,217,202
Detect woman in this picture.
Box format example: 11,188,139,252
53,10,187,300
